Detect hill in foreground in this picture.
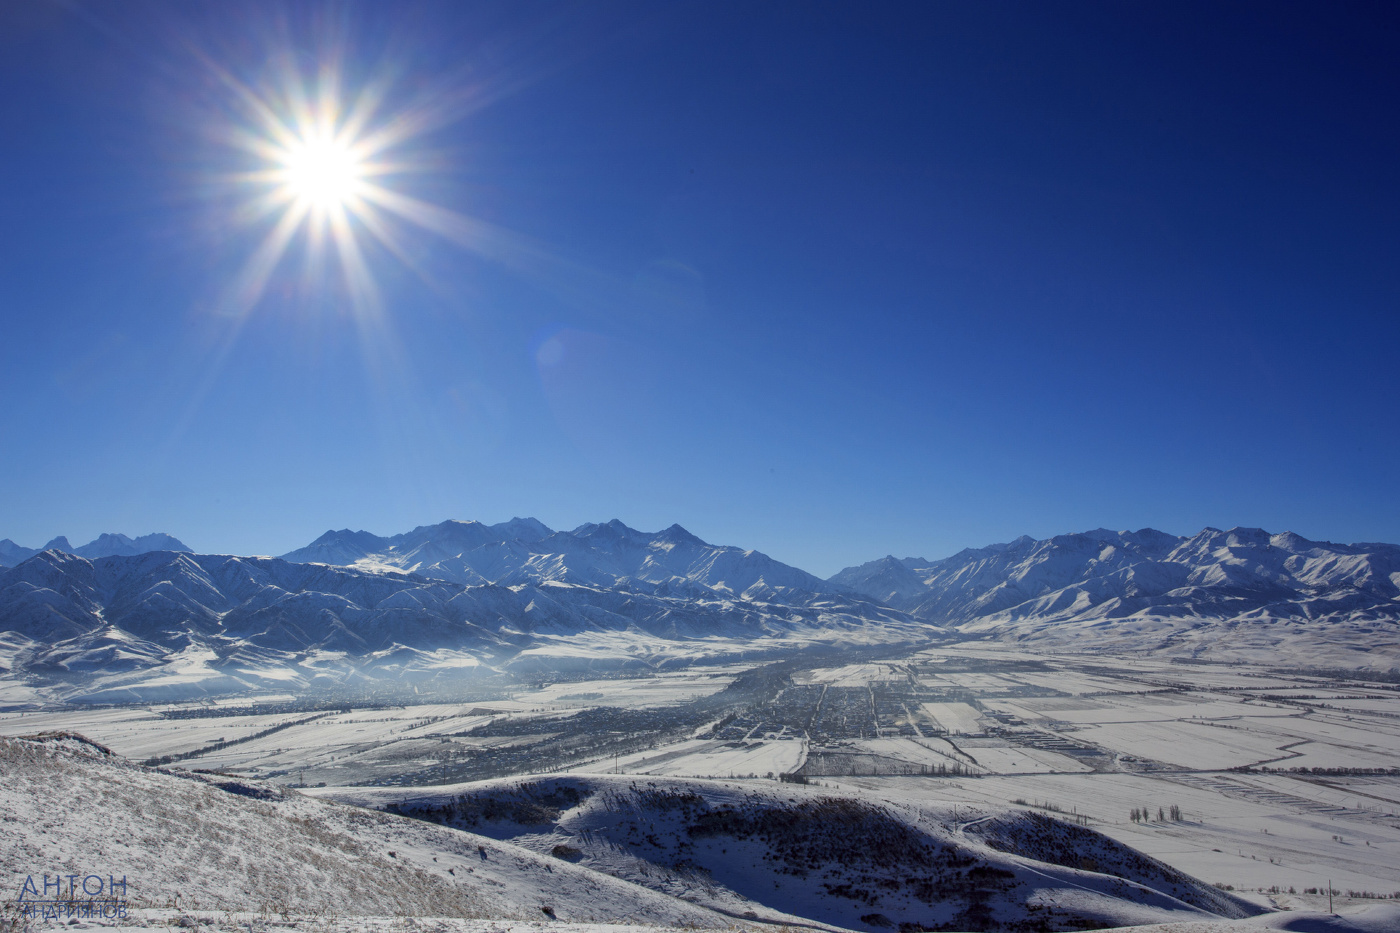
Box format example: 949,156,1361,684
331,774,1260,932
0,734,723,926
3,733,1394,933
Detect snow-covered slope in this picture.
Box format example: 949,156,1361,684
282,518,843,601
0,735,1387,933
0,549,934,703
0,733,730,926
338,774,1260,932
0,531,191,567
832,528,1400,667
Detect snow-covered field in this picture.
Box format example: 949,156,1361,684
0,669,735,777
603,737,806,778
1,733,1308,933
922,701,984,734
792,663,909,686
3,645,1398,931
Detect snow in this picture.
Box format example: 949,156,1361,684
833,526,1400,669
599,737,807,778
2,733,1307,933
12,907,1397,933
0,735,731,928
0,548,934,705
282,518,844,601
922,701,985,734
330,773,1261,932
1,516,1397,933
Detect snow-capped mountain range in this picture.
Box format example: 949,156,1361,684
832,526,1400,666
0,524,923,704
281,518,841,599
0,519,1396,704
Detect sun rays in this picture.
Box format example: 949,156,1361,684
209,45,486,323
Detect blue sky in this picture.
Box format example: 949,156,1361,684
1,1,1397,576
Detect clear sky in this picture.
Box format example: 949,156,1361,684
1,1,1397,576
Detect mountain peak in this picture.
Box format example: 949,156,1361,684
571,519,643,542
73,532,192,559
656,523,704,545
310,528,380,546
490,517,553,542
0,539,40,568
91,532,134,547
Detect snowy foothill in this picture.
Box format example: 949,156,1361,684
1,730,1269,933
0,734,731,928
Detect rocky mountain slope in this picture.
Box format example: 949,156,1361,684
832,527,1400,667
337,774,1260,932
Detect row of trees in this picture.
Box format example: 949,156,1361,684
1129,804,1183,822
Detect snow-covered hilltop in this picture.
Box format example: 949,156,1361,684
0,531,191,567
832,527,1400,667
332,773,1259,931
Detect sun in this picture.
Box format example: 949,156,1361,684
279,133,365,211
214,50,505,321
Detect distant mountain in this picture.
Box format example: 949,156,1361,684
282,517,843,601
73,532,192,559
0,548,931,704
282,518,553,570
0,532,191,567
833,527,1400,667
4,520,1398,705
0,540,38,567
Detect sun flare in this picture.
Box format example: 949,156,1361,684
279,133,364,211
214,50,502,322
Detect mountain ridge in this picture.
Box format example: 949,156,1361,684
281,517,845,602
0,531,191,567
0,545,930,704
833,525,1400,666
2,519,1397,705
